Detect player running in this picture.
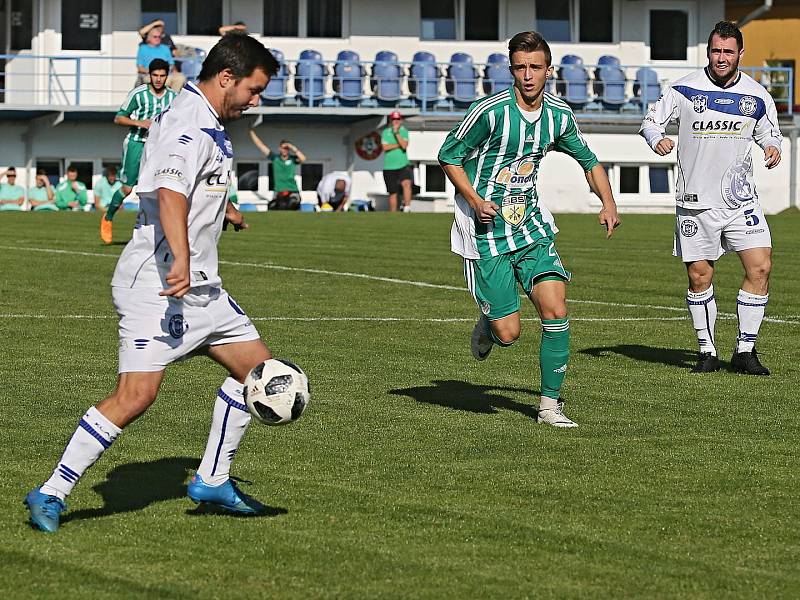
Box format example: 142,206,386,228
25,33,280,532
639,21,782,375
100,58,177,244
438,31,620,428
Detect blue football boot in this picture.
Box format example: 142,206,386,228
24,488,66,533
187,474,266,515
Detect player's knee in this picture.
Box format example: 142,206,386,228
748,258,771,282
110,383,158,421
492,324,520,345
540,306,568,321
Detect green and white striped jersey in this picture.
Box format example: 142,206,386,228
439,88,599,259
116,84,177,143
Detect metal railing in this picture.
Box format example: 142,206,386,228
0,54,793,117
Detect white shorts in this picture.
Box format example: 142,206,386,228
113,286,260,373
673,203,771,262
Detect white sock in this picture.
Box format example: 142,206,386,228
196,377,252,486
539,396,560,411
736,289,768,353
687,286,717,356
40,406,122,500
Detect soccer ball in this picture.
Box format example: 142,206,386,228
243,359,310,425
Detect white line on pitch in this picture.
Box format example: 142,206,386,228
1,245,797,323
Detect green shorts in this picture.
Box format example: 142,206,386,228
464,239,571,320
120,138,145,187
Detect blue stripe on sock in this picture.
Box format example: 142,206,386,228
687,297,715,306
58,470,77,483
59,463,79,479
210,405,231,477
78,418,112,449
737,300,768,307
218,389,247,412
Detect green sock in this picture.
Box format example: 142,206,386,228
105,188,125,221
540,318,570,399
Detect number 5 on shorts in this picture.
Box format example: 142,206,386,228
744,209,760,227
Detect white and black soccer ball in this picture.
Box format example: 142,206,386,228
243,359,310,426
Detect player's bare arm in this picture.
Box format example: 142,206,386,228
224,200,249,231
289,143,306,163
158,187,191,298
764,145,781,169
440,163,498,223
248,128,271,156
585,164,620,238
114,114,151,129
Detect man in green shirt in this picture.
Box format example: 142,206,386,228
28,168,56,210
0,167,25,210
55,166,88,210
439,31,620,428
381,110,412,212
102,58,176,243
249,128,306,209
93,166,123,212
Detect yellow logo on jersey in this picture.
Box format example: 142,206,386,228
501,195,526,226
496,158,536,188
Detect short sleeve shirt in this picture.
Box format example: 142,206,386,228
94,177,123,208
28,186,50,202
269,153,300,193
136,43,174,69
0,183,24,201
381,125,410,170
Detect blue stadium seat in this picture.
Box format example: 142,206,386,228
483,63,512,95
447,56,477,107
261,48,288,104
594,66,626,110
337,50,359,62
371,51,402,105
181,57,203,81
634,67,661,104
597,55,621,68
560,54,583,66
409,53,440,107
557,65,589,110
295,49,326,105
486,53,507,65
334,59,365,105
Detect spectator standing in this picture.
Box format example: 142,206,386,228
55,166,88,210
316,171,351,212
381,110,412,212
28,168,56,211
136,25,174,86
249,129,306,209
0,167,25,210
94,166,123,214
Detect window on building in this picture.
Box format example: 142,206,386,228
187,0,221,36
421,0,455,40
579,0,612,43
536,0,570,42
68,161,94,190
301,163,323,191
62,0,102,51
237,162,260,192
141,0,177,39
619,166,639,194
465,0,498,41
263,0,298,36
37,160,62,186
649,166,670,194
10,0,33,51
424,164,446,193
308,0,342,38
650,10,687,61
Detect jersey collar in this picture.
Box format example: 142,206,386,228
183,81,222,124
703,66,741,89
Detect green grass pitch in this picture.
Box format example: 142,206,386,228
1,210,798,599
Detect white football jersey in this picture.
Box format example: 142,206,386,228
112,81,233,291
639,68,782,210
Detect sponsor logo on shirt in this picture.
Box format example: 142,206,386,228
714,98,735,105
680,219,698,237
691,94,708,113
691,120,744,134
496,157,536,188
500,194,526,226
722,155,754,208
683,194,698,203
154,167,184,181
739,95,758,116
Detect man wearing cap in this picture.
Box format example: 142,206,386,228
381,111,412,212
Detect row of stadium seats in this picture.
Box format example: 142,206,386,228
180,49,663,111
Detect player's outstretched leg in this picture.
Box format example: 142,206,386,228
731,289,770,375
188,377,265,515
100,187,128,244
25,406,122,532
686,285,720,373
536,318,577,428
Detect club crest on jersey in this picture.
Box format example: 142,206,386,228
722,155,754,208
496,157,536,189
501,195,526,226
168,314,187,339
480,301,491,315
691,94,708,113
680,219,698,237
739,95,757,117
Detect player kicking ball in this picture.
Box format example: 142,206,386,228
439,31,620,428
639,21,782,375
25,34,280,532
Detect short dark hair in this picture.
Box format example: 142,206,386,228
508,31,552,66
6,166,15,173
280,139,290,146
148,58,170,74
105,165,117,176
67,165,78,173
707,21,743,51
198,31,279,82
36,168,46,175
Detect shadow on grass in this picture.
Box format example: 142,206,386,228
390,380,538,418
579,344,696,368
62,456,286,523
